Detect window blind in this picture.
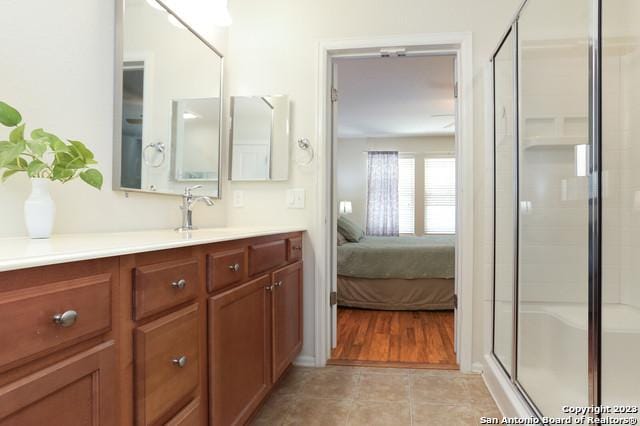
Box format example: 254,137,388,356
398,157,415,234
424,157,456,234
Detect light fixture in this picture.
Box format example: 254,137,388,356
145,0,165,11
167,13,187,30
339,201,353,215
212,0,232,27
183,111,201,120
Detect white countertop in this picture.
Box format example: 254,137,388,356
0,226,305,272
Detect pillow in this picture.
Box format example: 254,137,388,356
337,215,364,242
337,231,347,246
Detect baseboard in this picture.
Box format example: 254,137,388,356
482,353,534,418
293,355,316,367
471,361,484,374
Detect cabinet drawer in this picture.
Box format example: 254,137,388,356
287,237,303,262
134,304,200,426
248,240,287,276
164,398,200,426
134,258,199,320
0,274,112,370
207,248,245,293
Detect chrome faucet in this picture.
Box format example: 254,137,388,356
176,185,214,232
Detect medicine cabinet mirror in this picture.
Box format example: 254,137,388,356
229,95,290,181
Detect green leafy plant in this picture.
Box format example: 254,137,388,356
0,101,103,189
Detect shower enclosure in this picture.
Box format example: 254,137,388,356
492,0,640,419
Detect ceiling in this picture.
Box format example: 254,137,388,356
335,54,456,139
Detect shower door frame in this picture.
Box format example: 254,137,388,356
489,0,603,418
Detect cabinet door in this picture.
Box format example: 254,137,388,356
134,304,199,426
0,341,116,426
271,262,303,383
209,276,271,426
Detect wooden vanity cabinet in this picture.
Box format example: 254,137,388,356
0,231,303,426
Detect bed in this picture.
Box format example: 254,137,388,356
337,235,455,311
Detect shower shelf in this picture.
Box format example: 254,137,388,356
523,136,587,150
522,115,588,149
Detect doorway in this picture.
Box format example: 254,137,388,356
328,52,458,368
315,33,474,372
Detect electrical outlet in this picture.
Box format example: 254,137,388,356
286,188,305,209
233,190,244,208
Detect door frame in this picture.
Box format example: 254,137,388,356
314,32,474,372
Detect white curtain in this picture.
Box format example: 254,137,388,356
366,151,399,236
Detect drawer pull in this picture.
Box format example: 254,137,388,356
172,355,187,368
274,281,283,287
265,284,274,292
228,263,241,272
171,279,187,290
52,310,78,328
292,246,302,251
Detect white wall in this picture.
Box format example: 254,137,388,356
224,0,522,364
0,0,229,238
337,136,455,230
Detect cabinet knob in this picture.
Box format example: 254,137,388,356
228,263,241,272
265,284,274,292
52,310,78,327
275,281,283,287
171,279,187,289
292,246,302,251
172,355,187,368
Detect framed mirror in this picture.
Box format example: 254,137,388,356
114,0,223,197
229,95,290,181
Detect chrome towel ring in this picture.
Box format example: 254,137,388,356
143,142,166,168
295,138,314,166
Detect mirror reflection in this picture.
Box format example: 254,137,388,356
172,98,220,182
229,95,290,181
117,0,222,196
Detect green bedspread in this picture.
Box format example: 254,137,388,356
337,235,455,279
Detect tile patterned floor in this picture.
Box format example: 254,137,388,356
251,366,501,425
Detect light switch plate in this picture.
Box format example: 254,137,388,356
286,188,305,209
233,190,244,208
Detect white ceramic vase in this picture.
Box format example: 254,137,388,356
24,178,55,239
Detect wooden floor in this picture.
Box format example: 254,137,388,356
329,308,457,368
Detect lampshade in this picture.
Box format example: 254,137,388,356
339,201,352,215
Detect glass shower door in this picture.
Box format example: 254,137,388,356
517,0,590,416
493,28,516,375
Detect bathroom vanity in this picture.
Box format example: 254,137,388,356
0,227,304,425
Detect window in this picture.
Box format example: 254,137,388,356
398,157,415,234
424,157,456,234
